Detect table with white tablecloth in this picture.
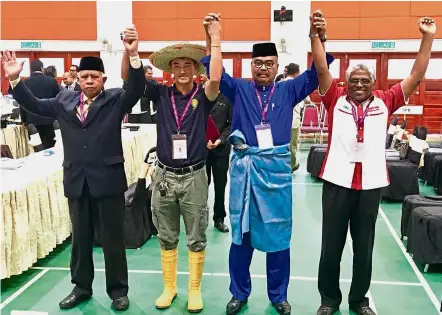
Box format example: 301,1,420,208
1,124,32,159
0,124,157,279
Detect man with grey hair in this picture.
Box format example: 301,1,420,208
310,10,436,315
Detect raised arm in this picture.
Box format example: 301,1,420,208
203,13,222,102
400,18,435,101
119,25,149,113
202,15,238,103
1,50,58,118
310,10,333,98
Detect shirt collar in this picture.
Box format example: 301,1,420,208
346,94,374,107
254,82,273,92
82,90,102,103
172,82,198,97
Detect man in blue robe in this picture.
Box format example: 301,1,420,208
202,14,333,315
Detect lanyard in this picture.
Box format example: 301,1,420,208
170,87,199,133
347,96,374,129
254,84,276,123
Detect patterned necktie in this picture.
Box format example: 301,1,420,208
78,99,90,124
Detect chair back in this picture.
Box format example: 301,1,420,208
301,105,319,127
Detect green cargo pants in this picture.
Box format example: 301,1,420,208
151,164,209,252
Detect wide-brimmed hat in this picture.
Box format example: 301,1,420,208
149,43,206,75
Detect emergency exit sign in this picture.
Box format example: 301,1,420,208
371,41,395,50
20,41,42,49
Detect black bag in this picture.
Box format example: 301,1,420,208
399,142,409,160
123,178,157,248
308,147,327,178
401,195,442,239
406,206,442,265
306,144,327,174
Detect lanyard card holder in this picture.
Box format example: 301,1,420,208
255,124,273,150
172,134,187,160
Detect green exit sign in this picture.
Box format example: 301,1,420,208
371,41,395,50
20,41,42,49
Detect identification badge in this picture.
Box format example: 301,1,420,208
172,134,187,160
255,124,274,150
350,141,366,163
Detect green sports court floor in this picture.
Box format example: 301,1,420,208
1,150,442,315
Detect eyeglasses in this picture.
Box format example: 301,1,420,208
349,78,372,85
252,60,275,69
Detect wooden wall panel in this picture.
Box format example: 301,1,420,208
311,1,360,18
1,1,97,40
133,1,270,42
360,17,411,40
359,1,410,18
311,1,442,39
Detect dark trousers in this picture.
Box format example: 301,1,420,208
206,152,229,222
68,181,128,300
229,233,290,303
35,124,55,149
318,181,381,308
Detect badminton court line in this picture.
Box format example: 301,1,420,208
30,266,422,287
0,269,49,311
378,206,440,313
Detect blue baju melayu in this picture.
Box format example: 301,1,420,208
201,54,334,303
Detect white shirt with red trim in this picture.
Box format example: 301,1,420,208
319,80,408,190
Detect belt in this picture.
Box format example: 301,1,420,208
158,160,205,174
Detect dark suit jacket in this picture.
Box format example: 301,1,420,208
12,64,145,199
20,72,61,126
209,93,232,157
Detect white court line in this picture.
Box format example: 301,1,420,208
378,206,441,313
0,269,49,310
11,311,48,315
30,266,422,287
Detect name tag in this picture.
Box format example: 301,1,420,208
349,142,366,163
172,134,187,160
255,124,273,150
387,124,396,135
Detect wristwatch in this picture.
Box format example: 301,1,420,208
320,34,327,42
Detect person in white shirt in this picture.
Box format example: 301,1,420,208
310,11,435,315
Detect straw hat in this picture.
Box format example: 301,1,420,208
149,43,207,75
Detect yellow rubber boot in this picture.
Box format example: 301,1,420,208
155,248,178,309
187,250,205,313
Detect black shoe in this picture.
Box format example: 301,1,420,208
316,305,339,315
226,297,247,314
215,221,229,233
272,301,291,314
112,296,129,311
350,305,376,315
59,292,91,309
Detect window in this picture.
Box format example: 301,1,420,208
388,59,414,79
329,58,340,79
17,58,31,77
241,59,252,78
223,59,234,77
39,58,64,77
141,59,163,78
